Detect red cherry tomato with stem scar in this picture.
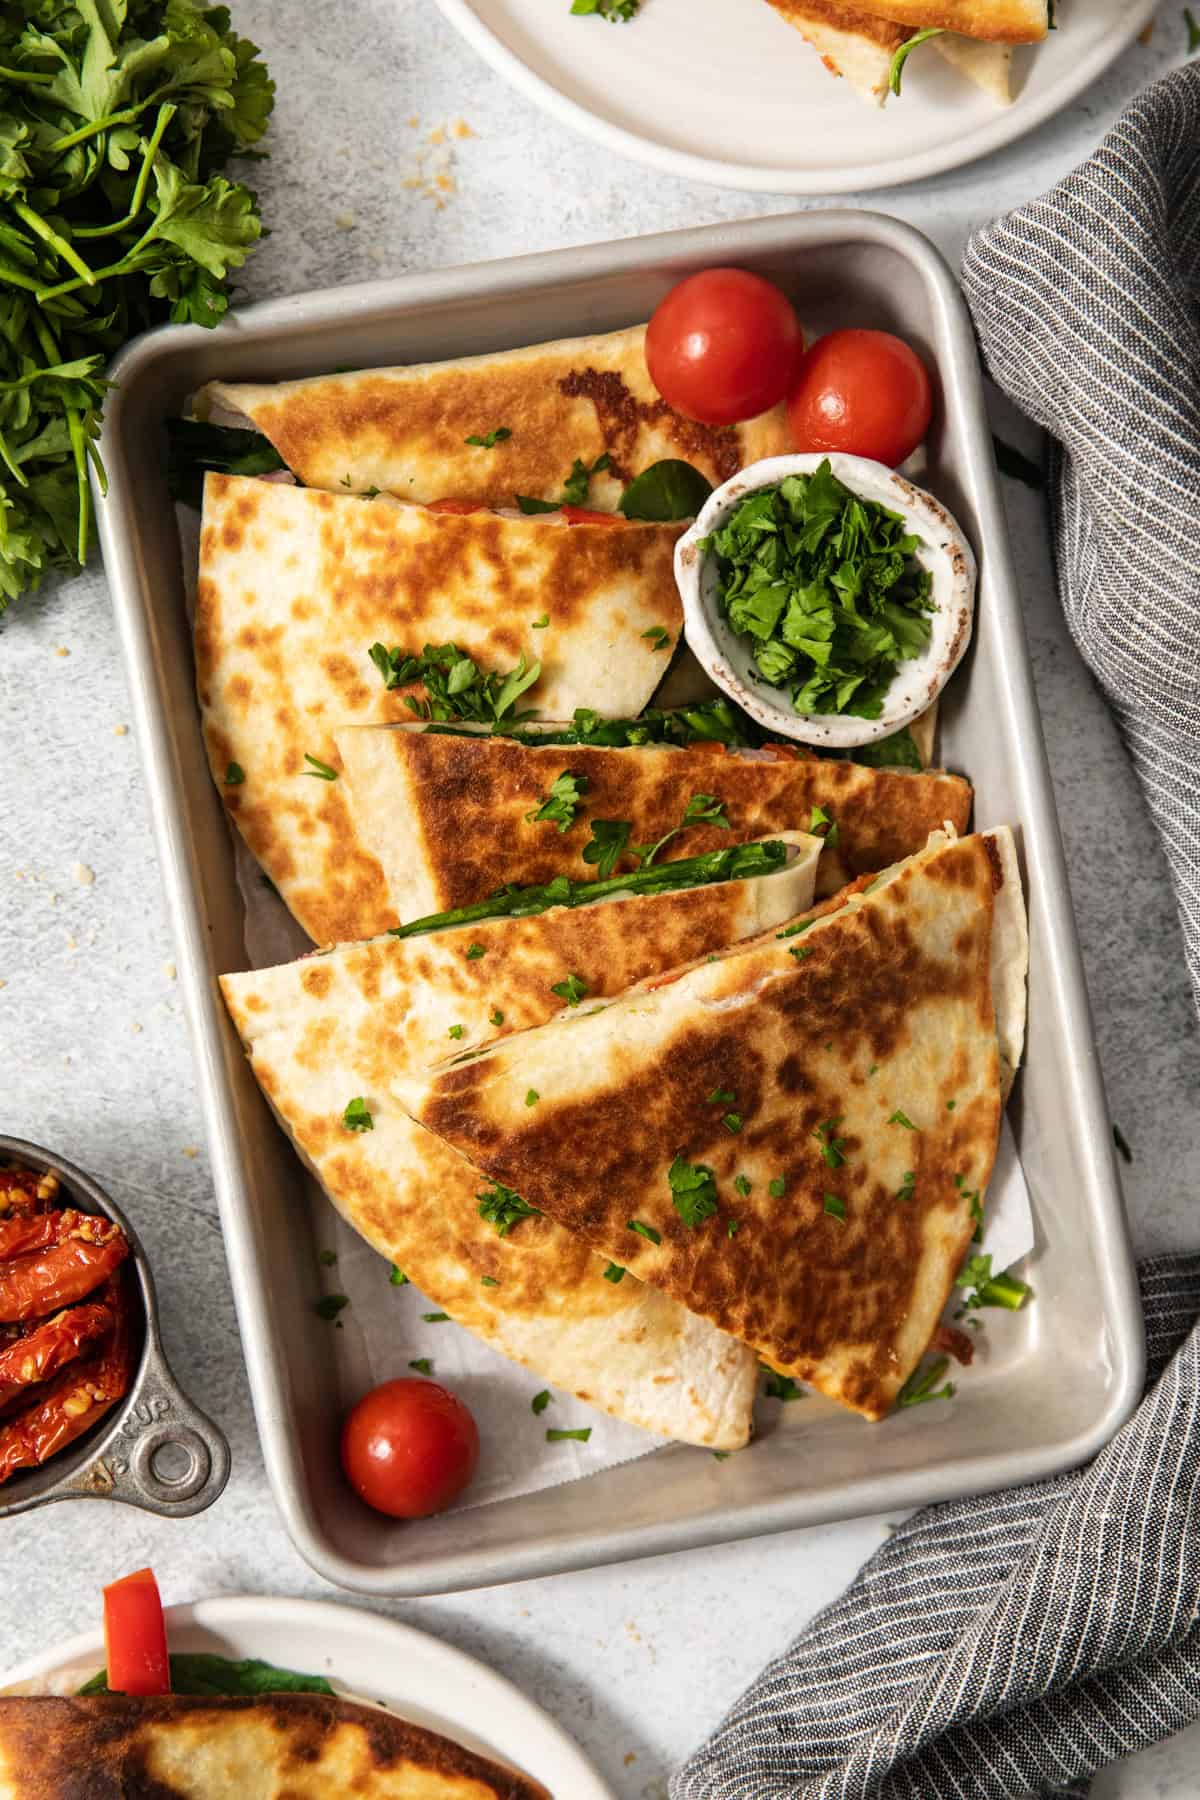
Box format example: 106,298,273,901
645,268,804,426
341,1377,479,1520
786,328,933,468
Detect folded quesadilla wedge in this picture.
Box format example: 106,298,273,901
196,325,791,508
220,836,821,1448
842,0,1045,40
763,0,1013,100
335,724,973,919
196,472,684,944
397,828,1027,1422
0,1692,547,1799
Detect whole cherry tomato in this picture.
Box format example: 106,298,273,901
786,328,933,468
645,268,804,426
341,1377,479,1519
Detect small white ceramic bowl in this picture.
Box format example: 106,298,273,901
674,452,977,749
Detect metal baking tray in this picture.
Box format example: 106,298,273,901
94,210,1144,1594
0,1137,229,1519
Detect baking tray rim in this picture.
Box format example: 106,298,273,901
94,206,1145,1595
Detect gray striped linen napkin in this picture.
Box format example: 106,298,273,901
672,61,1200,1800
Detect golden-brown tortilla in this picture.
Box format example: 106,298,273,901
220,838,820,1448
196,473,684,945
764,0,908,103
196,326,791,508
335,726,973,922
0,1692,548,1799
396,830,1027,1421
823,0,1046,41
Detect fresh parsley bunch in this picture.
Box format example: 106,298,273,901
0,0,274,615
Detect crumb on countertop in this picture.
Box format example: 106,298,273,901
182,1145,199,1159
164,962,177,981
130,1021,143,1034
113,723,128,737
72,863,95,887
53,645,70,657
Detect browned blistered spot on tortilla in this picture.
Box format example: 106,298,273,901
557,369,744,486
379,734,973,912
0,1693,554,1797
299,962,333,999
416,836,1002,1419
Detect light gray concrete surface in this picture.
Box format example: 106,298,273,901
2,4,1199,1794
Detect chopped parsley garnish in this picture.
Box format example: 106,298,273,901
367,641,541,725
707,1087,735,1106
389,1266,408,1286
478,1184,541,1237
409,1357,432,1374
224,761,245,786
889,1110,918,1130
734,1175,752,1198
896,1171,916,1202
392,841,789,937
489,1008,505,1027
303,752,338,781
810,805,832,832
525,1089,540,1107
721,1113,743,1134
768,1177,786,1199
570,0,639,18
628,1219,661,1244
462,945,487,966
956,1252,1032,1312
712,1450,730,1461
531,1390,552,1415
603,1262,626,1283
315,1294,348,1321
550,972,589,1006
814,1118,846,1168
582,818,633,880
532,613,550,629
702,459,935,719
762,1367,804,1402
481,1276,500,1287
668,1155,719,1227
896,1356,955,1409
946,1099,957,1112
465,426,511,447
421,1312,451,1323
319,1249,337,1266
1188,6,1200,52
525,770,589,833
777,918,816,940
823,1192,845,1220
517,452,612,513
342,1097,373,1133
641,626,671,649
547,1427,592,1442
789,946,811,962
448,1024,465,1040
954,1173,984,1233
562,452,611,505
727,1218,740,1238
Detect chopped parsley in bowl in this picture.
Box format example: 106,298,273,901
675,452,976,750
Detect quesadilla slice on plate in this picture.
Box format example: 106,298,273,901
762,0,1014,100
0,1692,547,1799
842,0,1045,39
196,472,684,945
397,828,1027,1422
220,835,820,1448
196,325,791,508
335,724,973,920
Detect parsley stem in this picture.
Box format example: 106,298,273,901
66,407,89,564
47,90,166,154
0,65,56,84
12,202,97,286
0,258,45,294
75,104,176,239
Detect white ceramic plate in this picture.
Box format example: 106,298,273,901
0,1594,615,1799
435,0,1155,194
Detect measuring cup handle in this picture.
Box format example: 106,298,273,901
67,1339,231,1518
